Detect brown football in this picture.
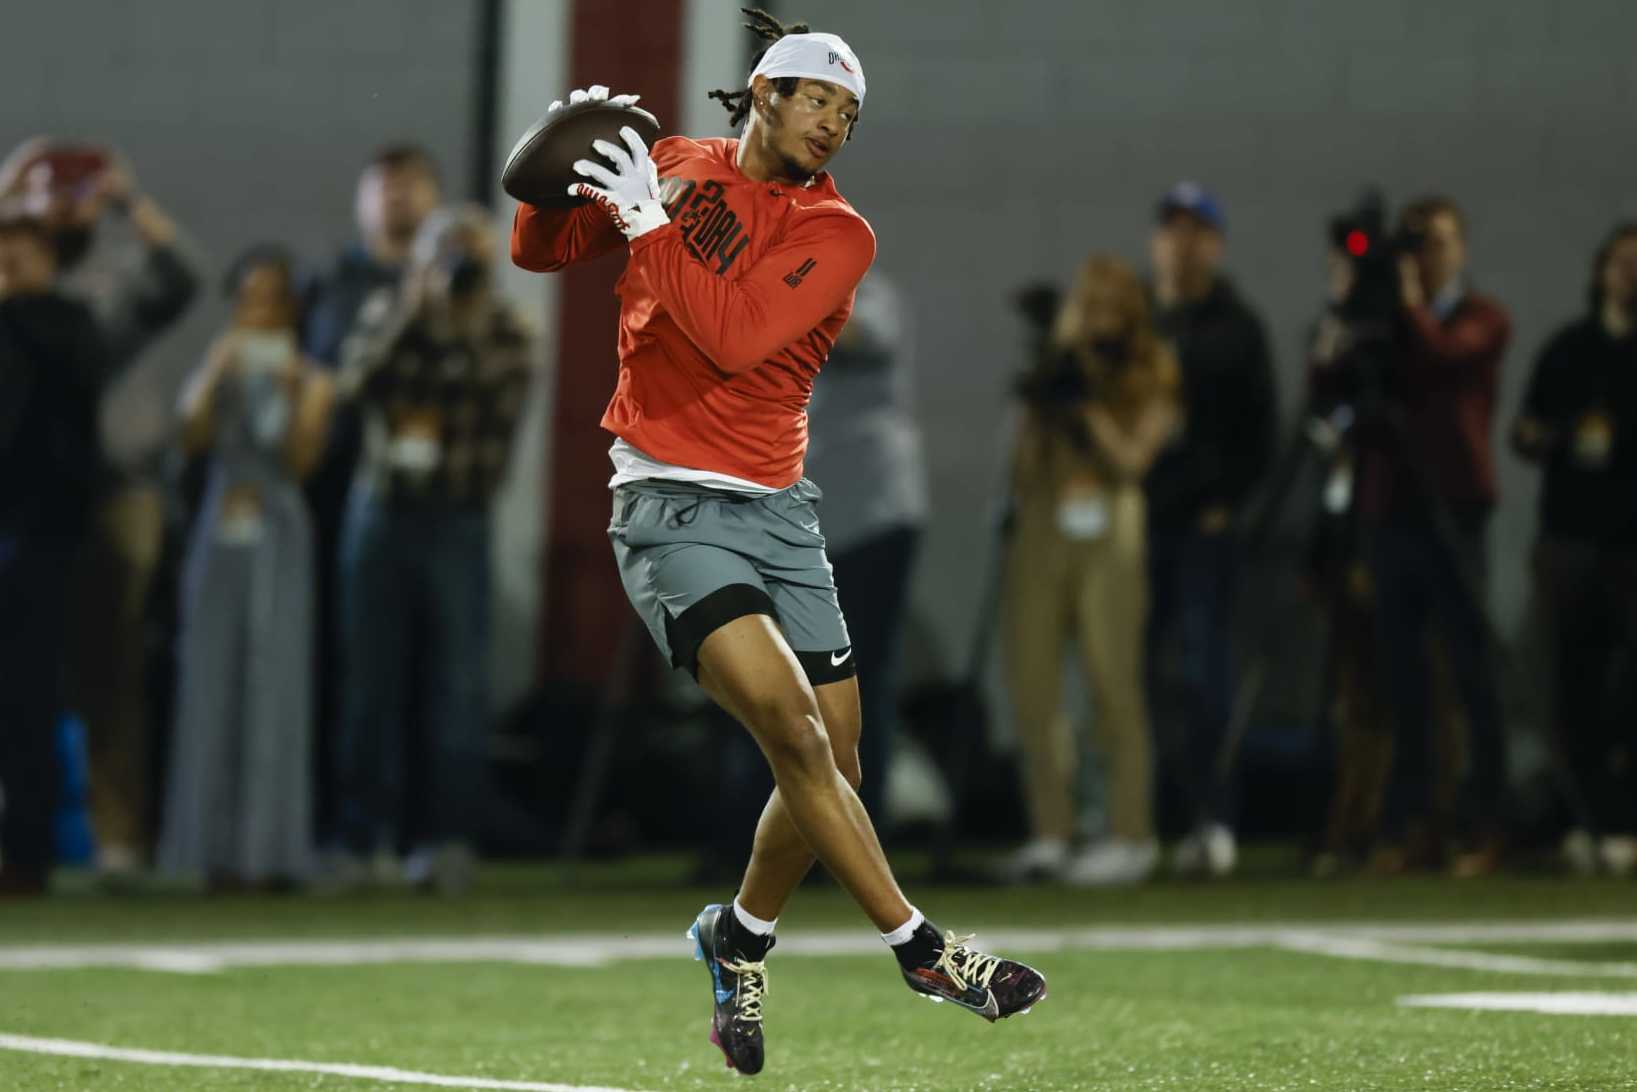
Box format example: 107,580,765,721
500,100,664,208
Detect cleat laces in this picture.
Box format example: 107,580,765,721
721,958,768,1023
932,931,1002,994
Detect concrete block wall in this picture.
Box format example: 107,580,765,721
808,0,1637,655
0,0,481,451
8,0,1635,693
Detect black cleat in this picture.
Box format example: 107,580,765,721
899,923,1048,1022
687,903,772,1075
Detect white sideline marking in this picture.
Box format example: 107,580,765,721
3,918,1637,976
1398,992,1637,1016
0,1032,648,1092
1278,934,1637,979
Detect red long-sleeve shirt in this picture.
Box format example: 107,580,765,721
510,135,876,488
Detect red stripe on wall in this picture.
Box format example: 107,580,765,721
539,0,685,687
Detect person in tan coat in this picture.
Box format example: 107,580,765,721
1001,255,1179,886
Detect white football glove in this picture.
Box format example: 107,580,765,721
547,85,640,115
569,126,669,241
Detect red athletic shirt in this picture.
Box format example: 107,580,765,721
510,136,876,488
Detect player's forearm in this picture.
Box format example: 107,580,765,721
631,230,854,375
510,202,619,272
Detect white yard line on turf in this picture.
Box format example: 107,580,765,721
1277,933,1637,978
3,919,1636,975
1398,992,1637,1016
0,1033,650,1092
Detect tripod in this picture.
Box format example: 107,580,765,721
1223,330,1593,851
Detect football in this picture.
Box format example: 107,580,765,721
500,99,664,209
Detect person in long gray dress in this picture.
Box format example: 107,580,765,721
158,246,334,888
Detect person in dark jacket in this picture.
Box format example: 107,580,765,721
1142,183,1277,877
0,212,109,895
0,140,200,881
300,144,441,846
1513,222,1637,875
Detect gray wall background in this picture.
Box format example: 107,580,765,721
7,0,1637,701
812,0,1637,671
0,0,481,459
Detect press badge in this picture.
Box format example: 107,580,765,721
1572,410,1614,469
1056,494,1110,541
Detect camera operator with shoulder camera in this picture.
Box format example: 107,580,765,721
1312,194,1511,874
1001,256,1179,887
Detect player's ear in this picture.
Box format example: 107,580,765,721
749,75,776,123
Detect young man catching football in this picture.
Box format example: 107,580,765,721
510,8,1048,1075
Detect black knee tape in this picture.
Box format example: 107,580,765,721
666,583,778,677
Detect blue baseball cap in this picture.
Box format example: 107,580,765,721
1157,181,1225,233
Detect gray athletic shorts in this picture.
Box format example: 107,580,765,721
607,477,855,686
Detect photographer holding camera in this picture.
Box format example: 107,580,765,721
328,204,534,893
159,246,335,889
1315,195,1511,873
1001,255,1179,886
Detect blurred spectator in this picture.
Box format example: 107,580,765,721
0,139,200,881
331,205,533,893
303,145,443,366
301,144,442,844
1001,255,1179,886
157,247,335,889
803,272,929,823
1512,222,1637,875
1142,183,1277,877
0,211,109,895
1315,195,1511,873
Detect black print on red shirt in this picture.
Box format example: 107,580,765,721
660,177,751,276
783,259,816,288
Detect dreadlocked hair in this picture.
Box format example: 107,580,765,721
707,7,857,137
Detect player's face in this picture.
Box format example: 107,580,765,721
769,78,858,177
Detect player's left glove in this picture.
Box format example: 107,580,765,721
569,126,669,242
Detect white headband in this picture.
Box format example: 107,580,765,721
748,32,866,106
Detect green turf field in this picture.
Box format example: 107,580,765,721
3,859,1634,1091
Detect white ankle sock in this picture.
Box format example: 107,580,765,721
732,897,777,937
880,907,925,947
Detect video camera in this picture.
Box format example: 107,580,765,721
1328,189,1425,330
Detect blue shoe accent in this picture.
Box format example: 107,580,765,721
692,904,734,1005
